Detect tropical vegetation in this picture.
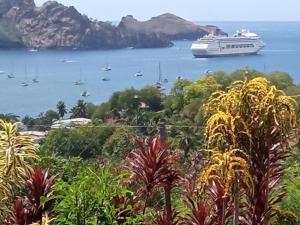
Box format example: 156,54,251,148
0,69,299,224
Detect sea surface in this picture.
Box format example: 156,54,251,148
0,21,300,117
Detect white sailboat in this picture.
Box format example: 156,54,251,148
74,68,84,86
101,77,110,81
74,80,84,85
102,63,112,72
32,66,40,83
8,63,15,79
21,82,29,87
81,90,90,97
134,71,143,77
21,66,29,87
155,63,163,88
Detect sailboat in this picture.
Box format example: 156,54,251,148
32,66,39,83
101,77,110,81
32,78,39,83
155,63,163,89
21,82,29,87
21,66,29,87
134,71,143,77
8,74,14,79
74,68,84,86
74,80,84,85
7,62,15,79
79,69,90,97
81,90,90,97
102,63,112,72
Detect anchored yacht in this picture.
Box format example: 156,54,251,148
191,29,265,57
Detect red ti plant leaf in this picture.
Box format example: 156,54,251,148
153,209,180,225
124,137,181,215
6,168,56,225
113,194,143,224
246,127,293,225
180,196,214,225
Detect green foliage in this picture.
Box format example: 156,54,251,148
37,154,85,182
40,127,114,159
56,101,67,119
0,113,19,123
70,100,88,118
54,164,143,225
164,79,191,113
86,103,97,118
109,88,140,114
103,127,136,160
92,102,112,123
0,120,38,221
139,86,164,111
182,99,203,121
280,163,300,218
22,110,59,131
267,71,294,90
184,76,221,104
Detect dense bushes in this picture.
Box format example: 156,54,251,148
41,127,114,159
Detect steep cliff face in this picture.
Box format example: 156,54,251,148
16,1,93,48
0,0,225,49
0,0,35,17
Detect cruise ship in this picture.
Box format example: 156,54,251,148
191,29,265,57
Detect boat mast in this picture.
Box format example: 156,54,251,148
158,63,162,83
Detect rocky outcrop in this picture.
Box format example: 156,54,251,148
119,14,227,40
0,0,225,49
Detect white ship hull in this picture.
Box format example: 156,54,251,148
191,30,265,58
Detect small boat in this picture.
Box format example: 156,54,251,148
0,70,5,74
7,74,14,79
102,64,112,72
28,48,38,52
74,80,84,85
154,63,164,88
61,59,76,63
81,91,90,97
102,77,110,81
176,76,183,80
134,71,143,77
204,70,213,74
163,78,168,83
21,82,29,87
32,78,39,83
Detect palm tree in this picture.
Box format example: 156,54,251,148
70,100,87,118
0,120,38,221
56,101,67,119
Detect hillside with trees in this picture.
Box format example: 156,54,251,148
0,69,299,224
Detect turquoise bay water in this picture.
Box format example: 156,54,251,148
0,22,300,116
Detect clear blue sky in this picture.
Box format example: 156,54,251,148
34,0,300,21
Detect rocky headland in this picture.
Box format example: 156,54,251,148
0,0,226,49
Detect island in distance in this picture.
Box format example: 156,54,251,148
0,0,226,49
